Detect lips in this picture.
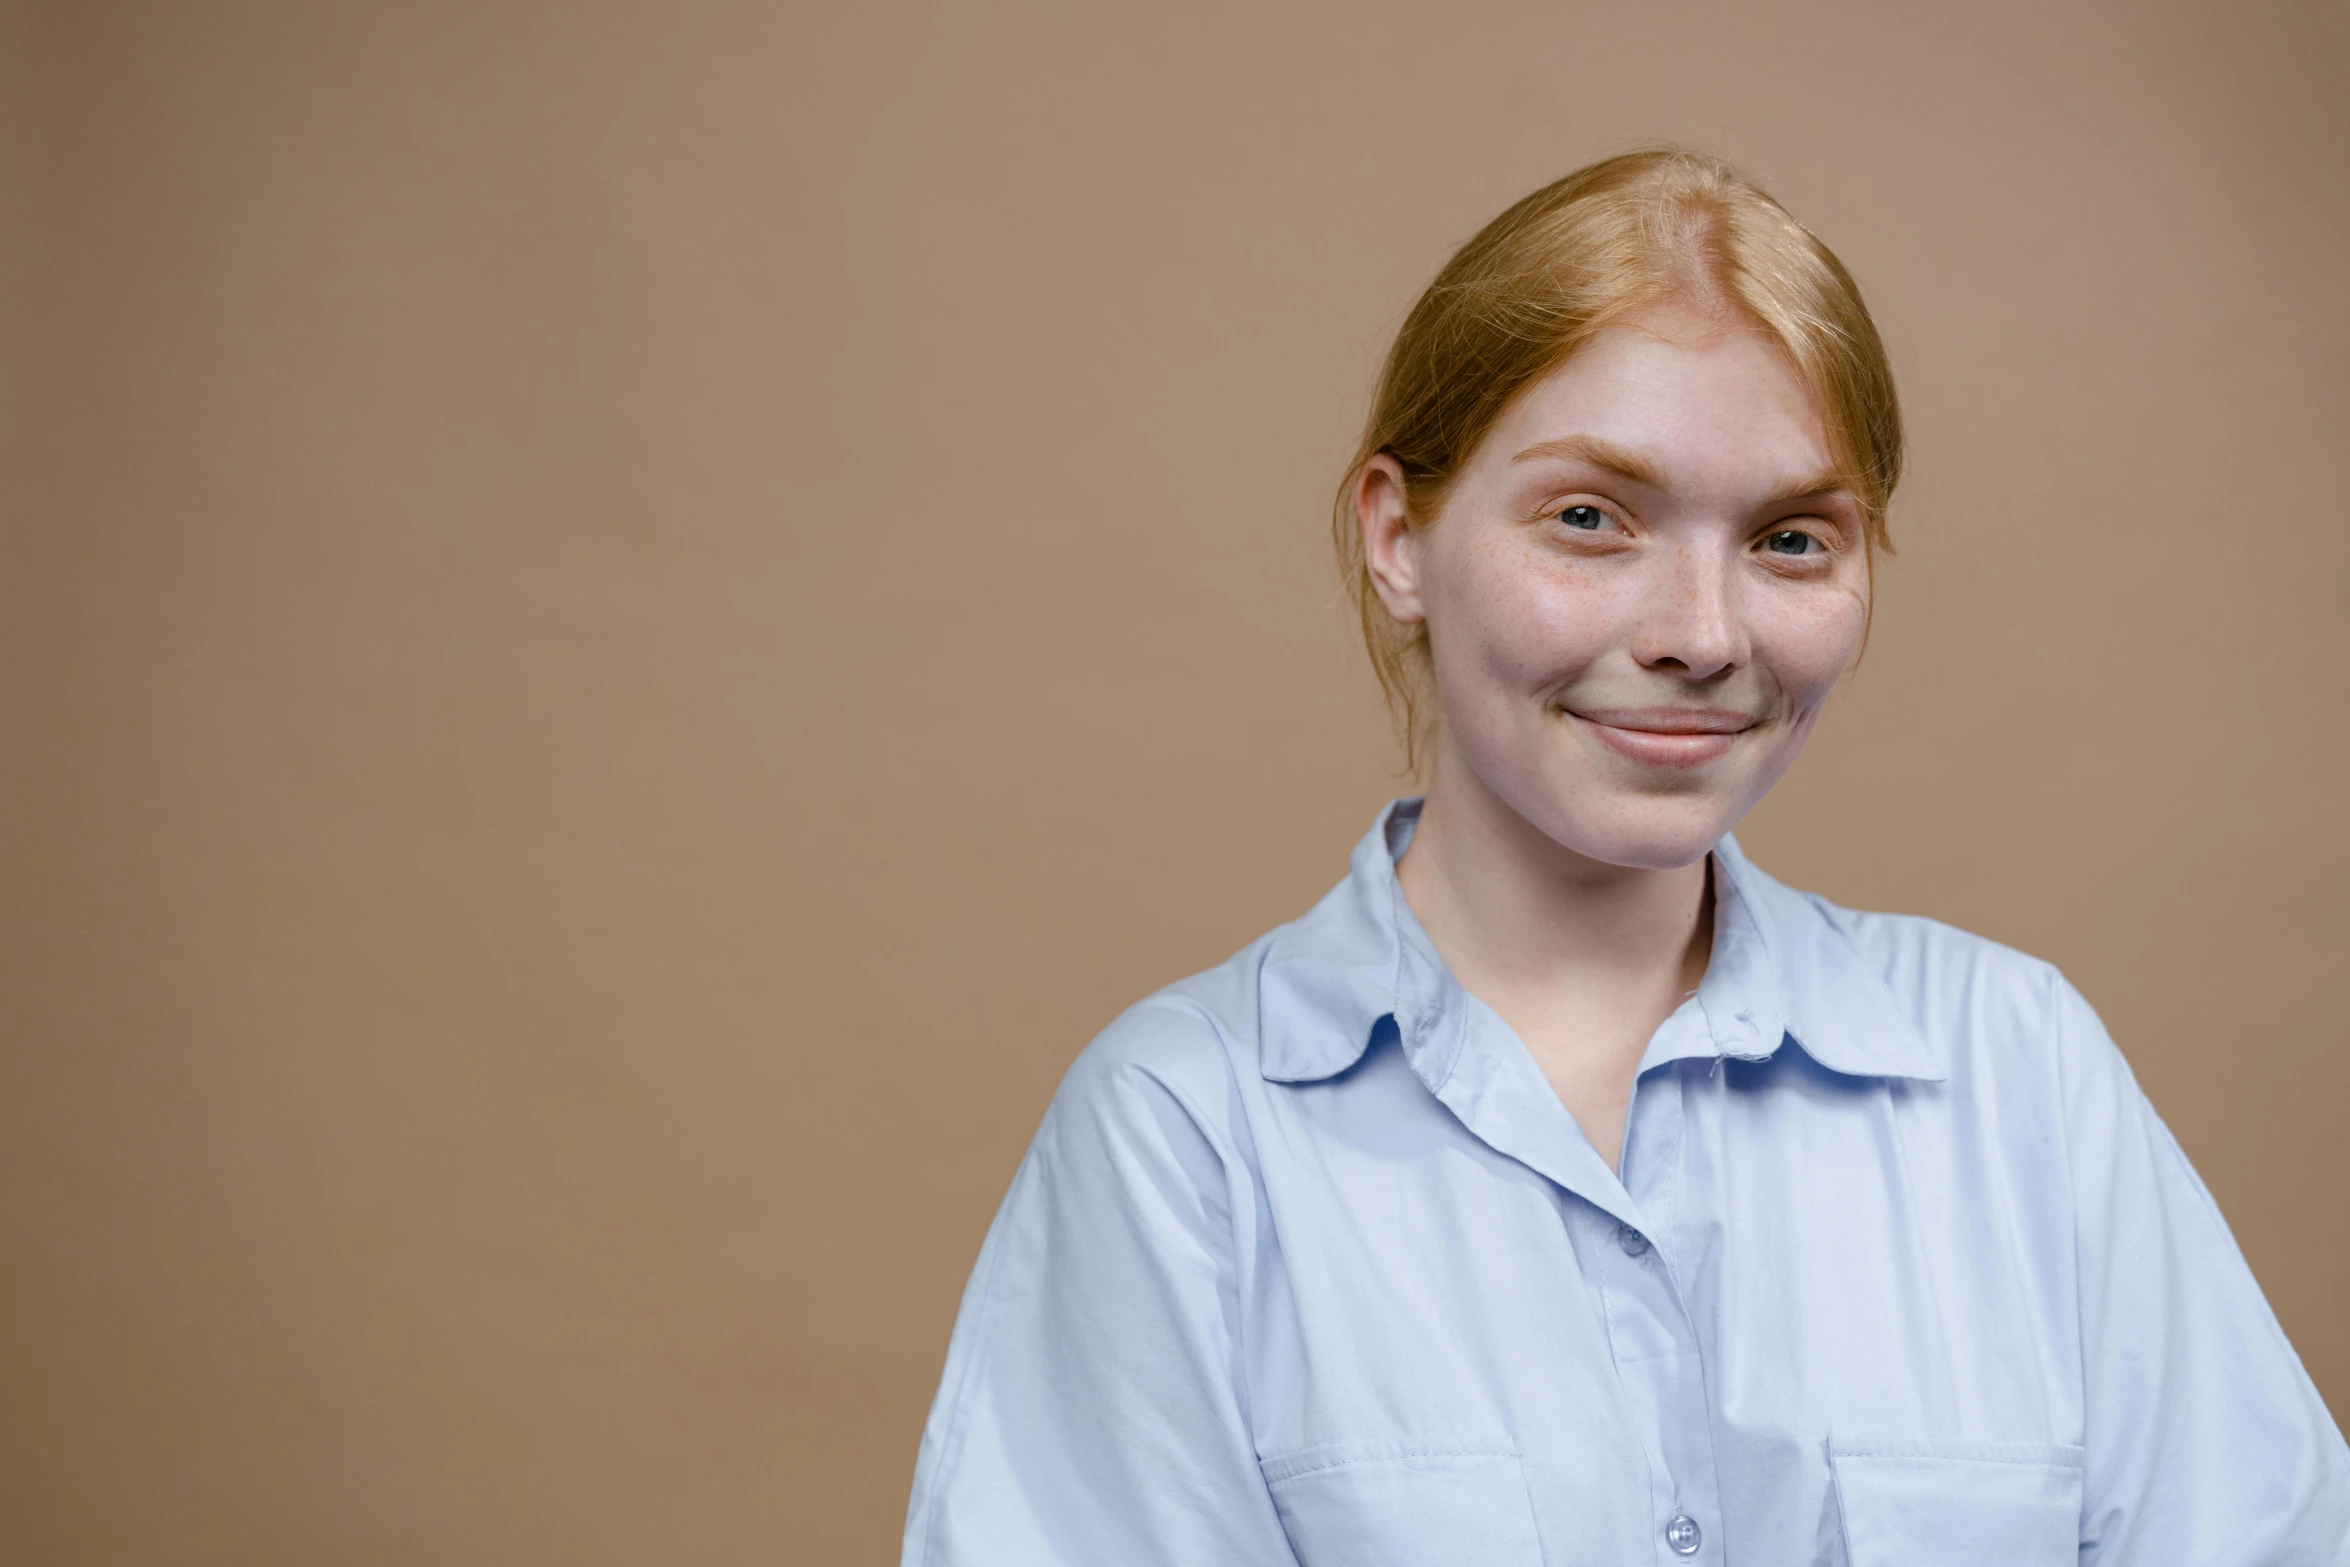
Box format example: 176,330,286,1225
1562,706,1759,768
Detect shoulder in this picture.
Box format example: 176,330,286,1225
1743,854,2120,1093
1037,928,1280,1169
1835,898,2122,1065
1809,892,2068,1023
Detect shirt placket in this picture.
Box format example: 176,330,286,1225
1600,1058,1725,1565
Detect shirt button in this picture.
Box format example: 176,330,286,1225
1665,1512,1702,1555
1615,1223,1651,1257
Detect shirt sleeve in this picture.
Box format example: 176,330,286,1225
2058,974,2350,1565
900,1002,1298,1567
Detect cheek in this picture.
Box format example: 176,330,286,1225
1759,582,1870,708
1424,534,1618,692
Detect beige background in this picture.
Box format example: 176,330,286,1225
6,2,2347,1561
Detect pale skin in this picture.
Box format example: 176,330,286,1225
1356,299,1872,1172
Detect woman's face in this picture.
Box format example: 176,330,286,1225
1360,302,1872,871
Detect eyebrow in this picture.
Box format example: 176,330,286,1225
1508,435,1667,489
1761,468,1855,507
1510,434,1856,510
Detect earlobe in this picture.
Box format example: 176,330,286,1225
1357,456,1427,626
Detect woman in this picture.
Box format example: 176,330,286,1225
899,150,2350,1566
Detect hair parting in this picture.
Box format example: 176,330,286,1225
1334,147,1903,771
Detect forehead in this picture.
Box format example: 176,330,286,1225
1481,312,1834,484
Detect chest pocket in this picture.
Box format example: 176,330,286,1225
1260,1443,1544,1567
1830,1437,2084,1567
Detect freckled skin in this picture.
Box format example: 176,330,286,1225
1354,301,1874,1168
1361,303,1872,872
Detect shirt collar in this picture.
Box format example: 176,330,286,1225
1258,798,1945,1086
1257,800,1431,1084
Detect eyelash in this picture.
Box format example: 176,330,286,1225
1758,527,1825,557
1548,503,1836,559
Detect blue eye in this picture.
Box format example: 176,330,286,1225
1763,529,1816,555
1559,504,1608,530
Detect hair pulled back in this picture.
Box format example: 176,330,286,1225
1335,148,1903,767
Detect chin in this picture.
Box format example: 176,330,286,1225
1525,792,1742,872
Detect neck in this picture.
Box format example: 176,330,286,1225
1396,744,1714,1029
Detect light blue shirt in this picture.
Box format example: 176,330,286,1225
903,800,2349,1566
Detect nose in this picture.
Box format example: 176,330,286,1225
1631,543,1747,682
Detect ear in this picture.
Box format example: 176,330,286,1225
1356,454,1427,626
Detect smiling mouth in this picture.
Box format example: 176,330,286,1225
1561,706,1759,768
